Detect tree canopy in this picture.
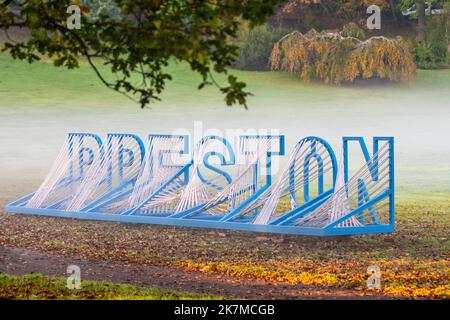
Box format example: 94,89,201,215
0,0,283,108
270,25,416,84
274,0,392,29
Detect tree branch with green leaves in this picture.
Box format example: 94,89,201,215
0,0,283,108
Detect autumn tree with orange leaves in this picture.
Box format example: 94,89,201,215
269,24,416,84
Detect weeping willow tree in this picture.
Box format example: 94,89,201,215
269,26,416,84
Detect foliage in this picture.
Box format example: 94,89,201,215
408,1,449,69
275,0,391,30
398,0,445,13
269,26,416,84
0,0,284,108
413,41,441,69
282,0,391,17
425,5,449,66
232,24,289,71
79,0,122,21
398,0,416,12
341,22,366,40
0,273,220,299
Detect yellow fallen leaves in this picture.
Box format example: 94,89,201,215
190,261,340,286
181,259,449,299
382,284,449,298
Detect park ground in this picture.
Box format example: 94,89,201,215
0,199,449,299
0,54,449,299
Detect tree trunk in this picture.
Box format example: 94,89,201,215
417,0,426,41
388,0,399,23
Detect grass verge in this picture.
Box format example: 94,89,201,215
0,273,221,300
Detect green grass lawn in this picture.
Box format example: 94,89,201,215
1,53,450,110
0,273,220,300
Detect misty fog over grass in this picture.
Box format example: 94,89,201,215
0,54,449,202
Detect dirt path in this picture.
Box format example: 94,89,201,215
0,246,391,299
2,209,443,299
